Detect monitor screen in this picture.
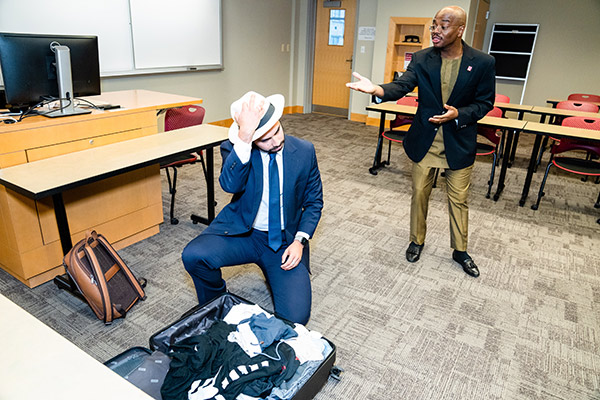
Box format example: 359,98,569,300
0,32,101,110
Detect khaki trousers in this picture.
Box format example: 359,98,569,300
410,163,473,251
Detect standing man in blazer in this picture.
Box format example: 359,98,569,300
182,91,323,324
347,6,495,277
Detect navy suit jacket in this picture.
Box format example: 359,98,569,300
202,134,323,250
380,41,496,170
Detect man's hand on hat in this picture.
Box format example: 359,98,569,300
235,94,265,144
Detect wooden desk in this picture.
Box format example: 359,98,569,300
0,124,228,257
493,103,534,167
530,106,599,123
0,293,154,400
494,102,533,115
365,103,417,175
0,90,202,287
365,103,526,201
518,121,600,206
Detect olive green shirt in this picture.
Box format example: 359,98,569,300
419,56,462,169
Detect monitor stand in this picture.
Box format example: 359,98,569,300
44,106,91,118
43,42,92,118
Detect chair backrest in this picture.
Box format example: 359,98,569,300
495,94,510,103
390,96,418,129
477,106,503,144
567,93,600,103
553,116,600,157
486,106,503,118
164,105,206,132
396,96,418,107
556,100,599,113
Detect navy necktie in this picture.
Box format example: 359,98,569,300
268,153,282,251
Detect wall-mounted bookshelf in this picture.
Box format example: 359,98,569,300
384,17,431,83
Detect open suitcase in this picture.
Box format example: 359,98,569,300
105,292,340,400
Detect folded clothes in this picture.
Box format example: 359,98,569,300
228,313,297,357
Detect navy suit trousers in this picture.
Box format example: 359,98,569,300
182,229,312,324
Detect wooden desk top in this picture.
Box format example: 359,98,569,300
0,90,202,133
530,106,600,119
0,293,153,400
366,103,527,130
366,103,417,114
0,124,228,199
494,102,534,112
524,121,600,141
479,116,527,130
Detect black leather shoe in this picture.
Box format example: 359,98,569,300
452,252,480,278
406,242,424,263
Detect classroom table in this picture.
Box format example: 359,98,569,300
529,106,600,124
0,89,204,287
517,121,600,206
0,124,228,256
493,103,534,167
0,292,154,400
365,102,526,200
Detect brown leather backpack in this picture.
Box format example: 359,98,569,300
63,231,146,324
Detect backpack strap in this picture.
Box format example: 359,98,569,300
82,235,113,324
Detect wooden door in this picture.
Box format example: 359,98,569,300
312,0,356,116
472,0,490,50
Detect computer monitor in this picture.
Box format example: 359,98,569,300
0,32,101,114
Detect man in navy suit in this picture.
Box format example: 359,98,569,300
347,6,495,277
182,91,323,324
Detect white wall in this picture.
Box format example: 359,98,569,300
101,0,293,123
484,0,600,105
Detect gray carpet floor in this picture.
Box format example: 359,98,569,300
1,113,599,399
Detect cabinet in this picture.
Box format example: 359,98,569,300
384,17,431,83
0,90,202,287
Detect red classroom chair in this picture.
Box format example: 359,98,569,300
160,105,208,224
477,106,504,198
381,96,418,165
532,116,600,211
567,93,600,103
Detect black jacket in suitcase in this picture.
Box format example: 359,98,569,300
105,292,339,400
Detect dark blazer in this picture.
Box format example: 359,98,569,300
380,41,496,170
202,135,324,247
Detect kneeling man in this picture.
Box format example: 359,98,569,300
182,91,323,324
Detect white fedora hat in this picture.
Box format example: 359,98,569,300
228,91,285,145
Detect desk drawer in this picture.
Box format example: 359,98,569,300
26,127,155,162
0,110,157,154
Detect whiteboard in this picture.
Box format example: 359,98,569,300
130,0,221,70
0,0,222,76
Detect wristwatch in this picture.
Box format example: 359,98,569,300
295,235,308,247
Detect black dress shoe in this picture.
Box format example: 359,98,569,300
452,252,480,278
406,242,424,263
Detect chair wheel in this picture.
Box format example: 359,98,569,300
486,194,490,199
369,168,378,175
531,204,538,210
170,217,179,225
